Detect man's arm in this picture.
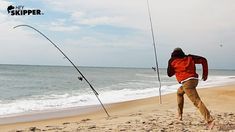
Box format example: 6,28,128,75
189,54,208,81
167,58,175,77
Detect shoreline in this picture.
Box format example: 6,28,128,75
0,105,105,125
0,84,235,131
0,82,234,124
0,83,230,125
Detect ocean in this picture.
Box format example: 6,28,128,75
0,64,235,117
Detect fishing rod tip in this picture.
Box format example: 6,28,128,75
13,25,20,29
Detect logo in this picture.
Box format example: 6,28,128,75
7,5,44,16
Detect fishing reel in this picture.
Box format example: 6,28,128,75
78,77,83,81
152,67,156,71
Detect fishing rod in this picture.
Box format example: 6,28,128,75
146,0,162,104
13,24,110,117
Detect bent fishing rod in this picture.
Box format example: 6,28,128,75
146,0,162,104
13,24,110,117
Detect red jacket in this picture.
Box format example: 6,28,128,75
167,55,208,83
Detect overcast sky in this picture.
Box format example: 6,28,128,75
0,0,234,69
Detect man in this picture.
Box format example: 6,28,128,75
167,48,215,130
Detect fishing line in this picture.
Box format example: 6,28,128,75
146,0,162,104
13,24,110,117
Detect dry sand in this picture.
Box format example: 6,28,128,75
0,84,235,132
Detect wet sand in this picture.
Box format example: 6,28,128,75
1,84,235,132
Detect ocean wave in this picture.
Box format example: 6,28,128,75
0,75,234,117
136,73,156,78
198,75,235,88
0,85,177,116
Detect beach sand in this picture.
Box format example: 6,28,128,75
0,84,235,132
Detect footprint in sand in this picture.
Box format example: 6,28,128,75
63,122,71,125
129,112,142,116
29,127,41,131
125,121,131,124
81,118,91,122
88,125,96,129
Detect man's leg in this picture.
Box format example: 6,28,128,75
182,79,214,129
177,86,185,120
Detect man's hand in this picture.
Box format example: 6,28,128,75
202,75,207,81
